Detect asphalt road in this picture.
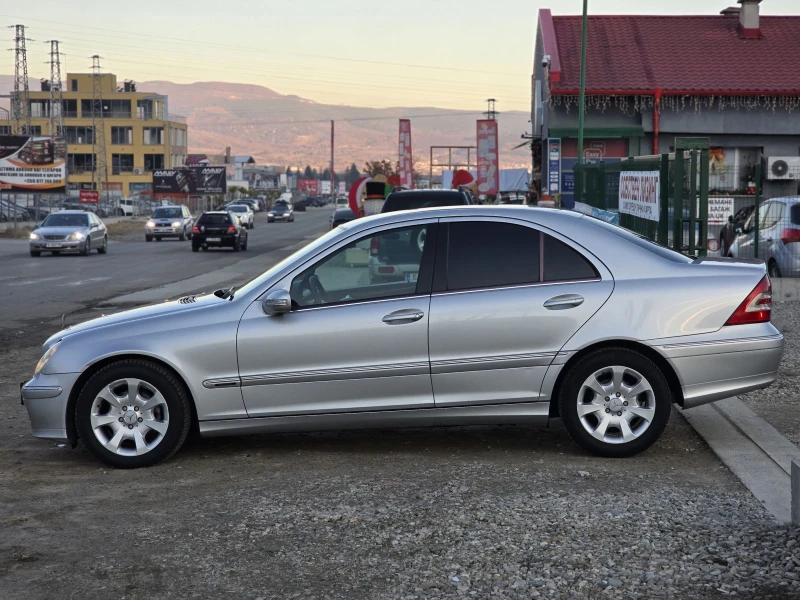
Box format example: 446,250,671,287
0,208,331,332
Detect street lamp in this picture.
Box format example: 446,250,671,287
577,0,588,166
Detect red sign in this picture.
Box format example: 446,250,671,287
79,190,99,204
476,120,499,196
298,179,318,194
398,119,414,189
562,138,628,159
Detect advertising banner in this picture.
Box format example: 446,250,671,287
298,179,318,194
398,119,414,189
476,120,499,196
337,181,346,195
152,167,226,194
279,173,288,188
79,190,99,204
708,196,735,225
320,180,332,195
0,135,67,192
619,171,660,221
547,138,561,196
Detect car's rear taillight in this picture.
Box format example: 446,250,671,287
725,275,772,325
227,226,236,233
780,228,800,245
192,226,200,233
377,266,395,274
370,236,380,256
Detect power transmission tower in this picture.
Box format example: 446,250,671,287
91,55,109,203
46,40,65,137
484,98,498,121
10,24,32,134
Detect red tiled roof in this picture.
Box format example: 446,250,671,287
548,14,800,94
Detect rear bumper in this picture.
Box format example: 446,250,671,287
659,327,784,409
21,372,80,442
195,235,239,247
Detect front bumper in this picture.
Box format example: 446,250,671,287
147,227,181,237
20,371,80,441
30,240,85,252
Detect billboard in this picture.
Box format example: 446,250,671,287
0,135,67,193
337,181,346,195
152,167,227,194
320,180,331,195
298,179,318,194
79,190,99,204
398,119,414,189
619,171,660,221
476,120,499,196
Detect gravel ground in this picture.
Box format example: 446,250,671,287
740,298,800,445
2,342,800,599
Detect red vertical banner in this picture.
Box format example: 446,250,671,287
398,119,414,189
477,120,499,196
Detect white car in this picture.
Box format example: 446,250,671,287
227,204,255,229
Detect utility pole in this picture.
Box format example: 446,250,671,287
330,120,335,197
484,98,498,120
46,40,65,137
10,24,32,135
91,55,109,204
577,0,589,166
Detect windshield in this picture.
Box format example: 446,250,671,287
272,204,288,212
229,206,248,212
236,228,343,298
153,207,183,218
43,213,89,228
336,198,349,205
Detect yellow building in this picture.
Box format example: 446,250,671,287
13,72,188,197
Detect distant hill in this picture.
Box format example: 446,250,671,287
0,75,532,171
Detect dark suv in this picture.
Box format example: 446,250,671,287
192,211,248,252
380,189,475,213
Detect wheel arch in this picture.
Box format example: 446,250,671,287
65,353,199,445
547,339,684,418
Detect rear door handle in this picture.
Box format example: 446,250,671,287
543,294,584,310
382,309,425,324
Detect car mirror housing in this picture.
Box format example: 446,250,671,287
262,289,291,316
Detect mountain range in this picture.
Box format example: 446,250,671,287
0,75,532,172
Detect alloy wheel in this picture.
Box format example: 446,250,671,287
576,366,656,444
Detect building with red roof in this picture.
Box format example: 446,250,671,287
533,0,800,206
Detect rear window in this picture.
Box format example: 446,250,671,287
382,192,467,213
153,207,183,218
228,205,248,212
584,216,692,263
198,213,231,225
791,204,800,226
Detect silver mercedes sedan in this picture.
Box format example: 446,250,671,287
28,210,108,257
21,206,783,468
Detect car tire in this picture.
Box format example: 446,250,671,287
769,260,782,278
97,236,107,254
74,359,192,468
558,348,671,458
146,235,153,242
192,243,200,252
241,238,248,251
233,237,241,252
250,221,254,229
30,250,41,257
179,230,186,241
81,238,91,256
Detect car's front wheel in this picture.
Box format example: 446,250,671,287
75,359,192,468
558,348,671,458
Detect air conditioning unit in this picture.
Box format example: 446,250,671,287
132,168,143,175
766,157,800,180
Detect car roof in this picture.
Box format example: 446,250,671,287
389,189,462,194
201,211,232,215
53,210,90,215
764,196,800,204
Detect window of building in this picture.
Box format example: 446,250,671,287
67,153,95,174
21,125,42,136
81,99,131,118
446,221,540,291
61,99,77,118
71,79,78,92
111,154,134,174
64,126,95,145
0,126,10,135
170,127,187,147
137,100,155,120
543,235,598,282
110,126,133,145
143,127,164,145
143,154,165,171
28,100,50,118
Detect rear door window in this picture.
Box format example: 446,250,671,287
543,235,598,282
790,204,800,226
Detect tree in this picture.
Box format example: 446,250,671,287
363,160,396,178
285,166,292,175
321,167,331,182
303,165,314,179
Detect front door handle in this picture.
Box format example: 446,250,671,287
382,309,425,324
543,294,585,310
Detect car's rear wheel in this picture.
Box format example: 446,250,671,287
192,243,200,252
769,260,782,278
558,348,671,458
97,236,107,254
250,221,255,229
233,237,241,252
75,359,192,468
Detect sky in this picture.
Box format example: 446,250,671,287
0,0,797,112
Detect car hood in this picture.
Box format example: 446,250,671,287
43,293,223,350
35,225,90,235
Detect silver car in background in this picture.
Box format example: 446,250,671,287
227,204,255,229
28,210,108,257
729,196,800,278
145,205,194,242
21,206,782,468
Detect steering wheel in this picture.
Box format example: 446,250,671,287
309,274,327,304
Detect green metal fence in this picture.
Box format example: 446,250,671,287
573,144,710,256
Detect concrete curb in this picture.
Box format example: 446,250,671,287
680,397,800,524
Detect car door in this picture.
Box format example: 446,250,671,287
428,217,613,407
734,201,782,260
237,221,438,417
88,213,102,244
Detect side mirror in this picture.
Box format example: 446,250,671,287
262,289,291,316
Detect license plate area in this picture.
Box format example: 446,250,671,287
206,237,221,242
405,272,419,283
46,243,63,248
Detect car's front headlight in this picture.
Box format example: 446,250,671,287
29,232,40,240
172,221,181,227
69,231,86,241
146,220,155,228
34,342,60,376
268,212,275,216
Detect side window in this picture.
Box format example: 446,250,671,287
760,203,784,230
543,234,598,282
291,224,432,308
446,221,540,291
